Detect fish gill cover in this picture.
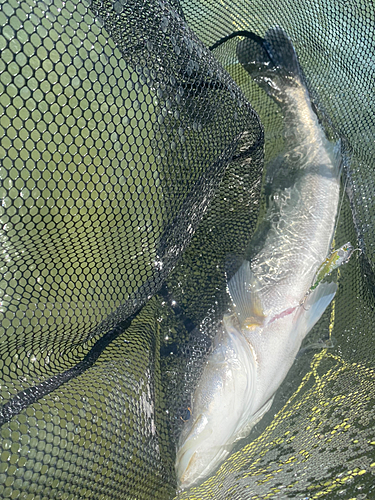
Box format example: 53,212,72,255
0,0,374,499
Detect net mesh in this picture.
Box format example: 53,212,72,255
0,0,374,498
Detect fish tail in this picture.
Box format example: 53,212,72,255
236,27,302,101
263,27,301,79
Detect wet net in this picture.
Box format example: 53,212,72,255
0,0,374,499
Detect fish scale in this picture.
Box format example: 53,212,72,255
175,27,343,491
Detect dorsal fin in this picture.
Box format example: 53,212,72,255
227,260,265,331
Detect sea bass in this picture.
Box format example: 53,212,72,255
175,27,342,490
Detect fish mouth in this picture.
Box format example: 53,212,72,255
175,414,212,485
178,450,198,487
176,442,228,491
176,413,235,490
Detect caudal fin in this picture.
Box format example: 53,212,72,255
263,27,301,78
236,27,302,101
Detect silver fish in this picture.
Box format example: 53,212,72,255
175,27,341,490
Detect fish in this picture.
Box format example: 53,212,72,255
175,27,342,491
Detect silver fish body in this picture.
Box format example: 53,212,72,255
175,315,257,486
175,27,341,491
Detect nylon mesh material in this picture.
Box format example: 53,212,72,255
0,0,374,499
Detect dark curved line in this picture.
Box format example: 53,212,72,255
0,310,139,427
209,30,265,51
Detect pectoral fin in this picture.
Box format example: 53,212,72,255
227,260,265,330
294,281,337,341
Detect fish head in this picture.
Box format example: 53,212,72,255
175,320,256,490
175,411,226,491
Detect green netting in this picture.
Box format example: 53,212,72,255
0,0,374,499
